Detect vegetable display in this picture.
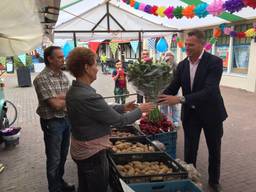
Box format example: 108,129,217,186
112,140,156,153
139,113,174,135
116,161,173,177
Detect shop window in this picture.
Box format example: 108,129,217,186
204,29,214,54
215,32,230,72
170,35,177,60
231,24,252,74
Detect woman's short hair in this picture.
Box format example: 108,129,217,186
67,47,96,78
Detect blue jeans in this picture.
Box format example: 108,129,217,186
40,117,70,192
160,104,180,125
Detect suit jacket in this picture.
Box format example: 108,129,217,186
163,51,228,125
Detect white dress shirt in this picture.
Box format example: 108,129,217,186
188,50,205,90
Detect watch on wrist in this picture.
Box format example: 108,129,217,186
180,96,186,104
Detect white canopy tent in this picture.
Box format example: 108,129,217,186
54,0,180,41
56,0,256,31
0,0,61,56
0,0,43,56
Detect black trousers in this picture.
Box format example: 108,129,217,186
182,111,223,184
74,150,109,192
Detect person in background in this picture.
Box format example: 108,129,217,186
160,51,181,128
66,47,154,192
33,46,75,192
136,49,152,103
158,30,227,192
141,49,152,63
112,60,127,104
100,53,107,73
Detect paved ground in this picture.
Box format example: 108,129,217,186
0,70,256,192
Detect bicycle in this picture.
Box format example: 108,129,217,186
0,66,18,147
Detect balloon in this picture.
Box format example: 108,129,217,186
156,38,168,52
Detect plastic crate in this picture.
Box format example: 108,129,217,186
110,125,144,139
109,136,161,155
109,152,187,183
129,179,202,192
148,131,177,158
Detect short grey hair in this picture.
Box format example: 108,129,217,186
165,51,174,57
187,30,206,45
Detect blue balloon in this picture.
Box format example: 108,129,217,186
156,38,168,53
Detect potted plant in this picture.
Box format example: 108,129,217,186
13,55,32,87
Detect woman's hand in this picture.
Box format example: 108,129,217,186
138,102,155,113
124,100,137,112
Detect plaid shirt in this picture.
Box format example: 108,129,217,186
33,67,69,119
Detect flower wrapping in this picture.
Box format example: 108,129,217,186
127,61,173,102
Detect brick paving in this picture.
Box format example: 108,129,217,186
0,71,255,192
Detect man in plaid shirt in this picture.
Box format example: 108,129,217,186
33,46,75,192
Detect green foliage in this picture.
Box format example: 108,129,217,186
127,61,173,102
0,57,6,65
13,55,33,68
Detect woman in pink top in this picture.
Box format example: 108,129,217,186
66,47,154,192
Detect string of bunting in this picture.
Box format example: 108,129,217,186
173,22,256,52
121,0,256,19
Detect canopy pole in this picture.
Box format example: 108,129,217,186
138,32,142,61
73,32,77,47
137,31,144,103
106,2,110,31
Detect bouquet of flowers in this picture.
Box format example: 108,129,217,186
127,60,174,125
127,60,173,102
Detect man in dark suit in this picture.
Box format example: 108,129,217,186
158,30,227,192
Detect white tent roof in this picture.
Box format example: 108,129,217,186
0,0,43,56
54,0,178,41
0,0,61,56
55,0,256,36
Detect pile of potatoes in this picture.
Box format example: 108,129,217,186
112,140,156,153
111,129,135,138
116,161,172,177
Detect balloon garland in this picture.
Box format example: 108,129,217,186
173,23,256,52
121,0,256,19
